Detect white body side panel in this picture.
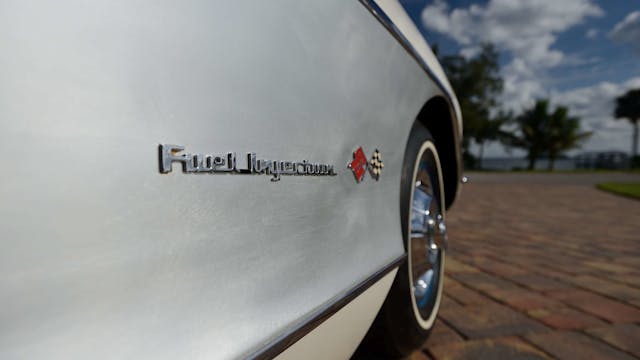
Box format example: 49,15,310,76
275,269,397,360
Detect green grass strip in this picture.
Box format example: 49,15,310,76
596,182,640,200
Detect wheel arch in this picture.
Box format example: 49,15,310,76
415,96,462,209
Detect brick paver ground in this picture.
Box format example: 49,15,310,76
417,172,640,360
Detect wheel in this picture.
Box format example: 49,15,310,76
357,123,447,358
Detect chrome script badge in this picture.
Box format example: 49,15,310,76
159,144,337,182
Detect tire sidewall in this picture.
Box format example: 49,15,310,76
356,123,447,358
385,124,446,355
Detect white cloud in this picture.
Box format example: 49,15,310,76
477,77,640,157
421,0,604,115
585,28,598,39
550,77,640,152
501,58,545,111
421,0,603,68
419,0,640,154
609,11,640,49
459,46,481,59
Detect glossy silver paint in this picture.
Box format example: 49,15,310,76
0,0,457,358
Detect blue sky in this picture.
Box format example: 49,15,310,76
401,0,640,157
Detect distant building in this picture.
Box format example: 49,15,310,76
574,151,629,169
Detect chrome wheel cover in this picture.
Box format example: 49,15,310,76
408,141,446,329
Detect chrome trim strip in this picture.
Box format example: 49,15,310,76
358,0,463,202
248,254,406,359
358,0,456,110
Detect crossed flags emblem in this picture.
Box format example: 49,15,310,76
348,147,384,183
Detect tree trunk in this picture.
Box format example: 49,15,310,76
548,155,556,171
527,154,536,170
478,142,484,170
633,119,639,158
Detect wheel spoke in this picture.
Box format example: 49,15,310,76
411,205,429,214
417,183,433,196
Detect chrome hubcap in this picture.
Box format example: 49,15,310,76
410,150,446,321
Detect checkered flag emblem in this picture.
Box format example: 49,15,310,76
368,149,383,181
348,147,384,183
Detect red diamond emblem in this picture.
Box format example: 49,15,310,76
348,147,368,183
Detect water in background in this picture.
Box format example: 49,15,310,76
481,152,631,171
480,158,576,171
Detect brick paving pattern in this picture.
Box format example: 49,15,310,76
417,173,640,360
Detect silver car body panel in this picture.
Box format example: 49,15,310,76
0,0,459,358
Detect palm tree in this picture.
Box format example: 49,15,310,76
473,111,512,169
614,89,640,158
546,106,592,170
440,44,503,169
509,100,550,170
509,100,591,170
